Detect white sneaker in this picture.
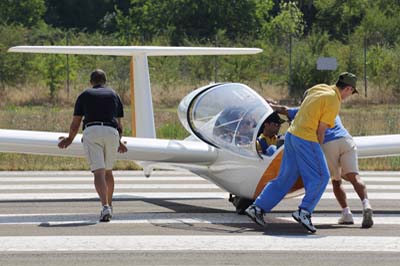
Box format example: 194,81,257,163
292,208,316,233
338,213,354,225
362,208,374,228
245,205,266,227
99,205,112,222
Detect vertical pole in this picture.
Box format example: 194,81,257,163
364,35,367,98
214,34,218,82
130,57,136,137
289,33,292,92
66,31,70,100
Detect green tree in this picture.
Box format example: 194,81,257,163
0,0,46,27
0,25,30,89
313,0,366,42
114,0,262,45
44,0,116,32
289,31,339,98
356,1,400,46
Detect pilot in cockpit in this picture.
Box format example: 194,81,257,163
256,112,285,156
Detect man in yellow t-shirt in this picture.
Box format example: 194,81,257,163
245,72,357,233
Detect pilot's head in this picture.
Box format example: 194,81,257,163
262,112,285,137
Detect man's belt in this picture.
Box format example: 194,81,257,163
84,121,117,129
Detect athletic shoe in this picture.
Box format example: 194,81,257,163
338,213,354,225
99,205,112,222
292,208,316,233
361,208,374,228
245,205,266,227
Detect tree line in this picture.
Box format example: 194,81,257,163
1,0,400,104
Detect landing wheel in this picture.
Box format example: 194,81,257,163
229,194,254,215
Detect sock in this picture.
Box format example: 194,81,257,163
342,207,352,215
362,199,371,209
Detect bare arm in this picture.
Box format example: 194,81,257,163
58,116,82,149
269,103,289,116
116,117,128,153
317,121,329,145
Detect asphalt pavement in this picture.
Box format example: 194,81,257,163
0,170,399,266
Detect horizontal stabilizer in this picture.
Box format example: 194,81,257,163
8,46,262,57
354,134,400,158
0,129,217,164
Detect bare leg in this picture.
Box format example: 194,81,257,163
343,172,368,201
105,170,115,207
331,179,348,209
93,168,108,206
344,172,373,228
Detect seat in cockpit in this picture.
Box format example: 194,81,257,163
213,107,244,144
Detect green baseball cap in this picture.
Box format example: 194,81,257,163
337,72,358,94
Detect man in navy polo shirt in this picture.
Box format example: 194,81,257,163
58,69,127,222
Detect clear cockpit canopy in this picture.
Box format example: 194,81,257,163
178,83,273,157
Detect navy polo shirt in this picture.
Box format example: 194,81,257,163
74,86,124,129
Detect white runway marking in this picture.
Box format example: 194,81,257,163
0,170,397,176
1,192,400,200
0,183,219,190
0,176,203,182
1,235,399,252
0,171,192,177
1,212,400,225
0,184,398,190
0,170,399,256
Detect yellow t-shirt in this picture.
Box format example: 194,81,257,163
288,84,341,142
256,134,277,153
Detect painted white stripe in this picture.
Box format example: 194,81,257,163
335,184,400,190
0,192,228,200
0,176,204,182
360,171,400,177
346,177,400,182
1,212,400,226
1,192,400,201
8,192,400,200
334,177,400,182
0,184,219,190
0,184,399,191
319,192,400,199
0,171,192,177
0,170,396,177
0,176,400,186
0,176,398,183
0,235,399,252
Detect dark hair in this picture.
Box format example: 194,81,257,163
265,111,284,124
90,69,107,85
335,81,347,90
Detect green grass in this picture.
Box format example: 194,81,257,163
0,104,399,170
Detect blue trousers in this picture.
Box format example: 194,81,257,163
254,132,330,213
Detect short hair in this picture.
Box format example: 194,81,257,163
265,112,284,124
335,80,347,89
90,69,107,85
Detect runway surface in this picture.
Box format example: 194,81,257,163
0,170,399,266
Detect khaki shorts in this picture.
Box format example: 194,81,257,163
82,126,120,172
322,136,359,181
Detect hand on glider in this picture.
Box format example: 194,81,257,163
118,140,128,153
58,136,72,149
